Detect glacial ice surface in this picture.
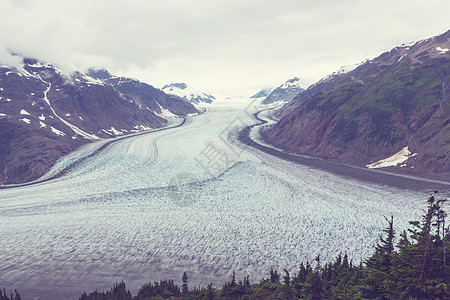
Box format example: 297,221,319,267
0,99,425,299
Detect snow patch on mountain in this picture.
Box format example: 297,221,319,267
102,127,124,136
133,124,152,131
82,74,104,85
366,147,417,169
436,46,449,54
20,109,30,115
154,103,178,118
50,126,66,136
109,127,123,135
38,76,99,141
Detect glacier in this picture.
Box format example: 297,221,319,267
0,98,427,299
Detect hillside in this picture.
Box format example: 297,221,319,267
265,30,450,180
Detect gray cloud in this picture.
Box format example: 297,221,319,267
1,0,449,96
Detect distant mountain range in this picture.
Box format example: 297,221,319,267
265,30,450,180
162,83,215,104
0,60,198,184
262,77,309,104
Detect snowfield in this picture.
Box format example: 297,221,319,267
0,99,426,299
366,146,417,169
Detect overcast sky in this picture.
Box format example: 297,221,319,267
0,0,449,97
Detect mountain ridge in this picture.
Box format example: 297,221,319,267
264,29,450,180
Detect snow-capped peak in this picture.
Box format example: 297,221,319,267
163,83,188,90
162,83,215,105
85,68,113,80
262,77,310,104
280,77,308,89
331,60,369,77
314,59,370,87
399,40,419,48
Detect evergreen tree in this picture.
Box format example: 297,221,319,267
309,255,323,300
363,215,396,298
282,269,292,299
342,253,349,269
182,271,189,296
397,230,411,251
390,194,450,299
297,262,308,282
206,282,214,300
269,269,280,283
434,199,448,269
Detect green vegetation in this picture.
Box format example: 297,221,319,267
2,194,449,300
301,59,450,146
328,118,358,144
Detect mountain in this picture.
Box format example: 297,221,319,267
264,30,450,180
0,61,198,184
162,83,215,104
262,77,308,104
250,88,273,99
88,70,198,117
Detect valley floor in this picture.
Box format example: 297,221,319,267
0,98,438,299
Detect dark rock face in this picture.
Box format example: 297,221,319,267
0,58,198,184
162,82,187,90
265,30,450,180
0,118,84,184
85,68,113,80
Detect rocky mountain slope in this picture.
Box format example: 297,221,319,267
0,60,198,184
162,83,215,104
262,77,308,104
88,70,198,117
265,30,450,180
